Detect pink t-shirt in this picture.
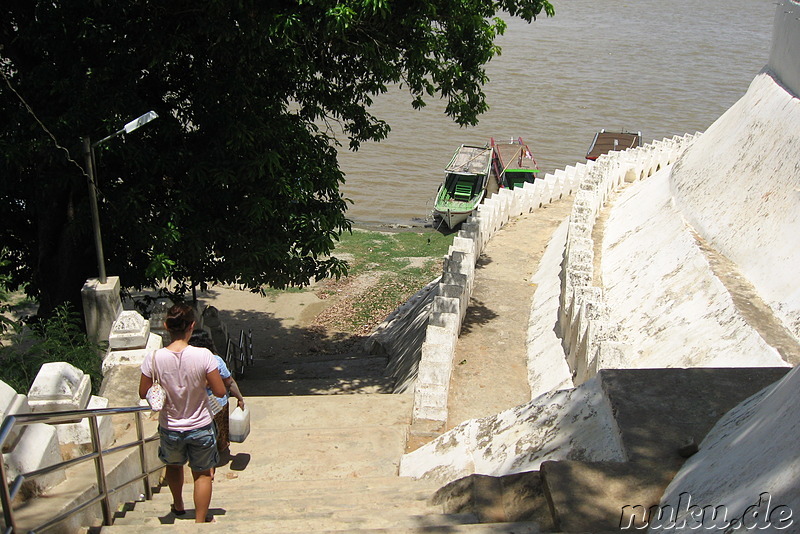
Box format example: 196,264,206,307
141,346,217,432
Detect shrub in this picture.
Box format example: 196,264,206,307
0,304,104,395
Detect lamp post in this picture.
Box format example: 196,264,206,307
82,111,158,283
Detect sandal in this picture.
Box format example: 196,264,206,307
170,504,186,516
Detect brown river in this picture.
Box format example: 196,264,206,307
335,0,775,227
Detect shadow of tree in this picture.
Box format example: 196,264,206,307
128,286,382,397
459,298,498,336
475,254,494,270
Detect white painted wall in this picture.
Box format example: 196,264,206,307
602,166,786,368
669,72,800,339
770,0,800,97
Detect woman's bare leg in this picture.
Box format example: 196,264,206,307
165,465,184,512
192,469,214,522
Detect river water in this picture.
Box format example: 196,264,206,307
336,0,775,227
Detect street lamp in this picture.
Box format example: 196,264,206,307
82,111,158,283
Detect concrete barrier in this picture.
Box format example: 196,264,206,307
557,134,698,384
408,135,688,424
380,125,702,423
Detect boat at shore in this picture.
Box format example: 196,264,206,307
585,130,642,160
491,137,541,189
432,144,496,229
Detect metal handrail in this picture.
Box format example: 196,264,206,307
224,328,254,379
0,405,162,533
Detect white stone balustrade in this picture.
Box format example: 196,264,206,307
410,132,700,424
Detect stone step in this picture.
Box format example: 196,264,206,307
212,475,440,499
244,355,389,380
238,375,396,396
114,496,446,525
210,473,439,497
432,471,555,530
539,460,674,532
148,392,416,484
100,518,552,533
125,477,440,514
236,394,413,430
123,494,439,521
256,351,388,366
223,425,407,481
106,510,482,531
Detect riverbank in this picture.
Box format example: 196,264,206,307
128,227,456,363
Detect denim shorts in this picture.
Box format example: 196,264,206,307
158,423,218,472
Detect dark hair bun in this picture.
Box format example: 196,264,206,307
165,303,195,333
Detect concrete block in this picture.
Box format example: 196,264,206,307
413,382,449,422
565,237,593,272
438,285,468,318
422,324,458,357
0,381,31,451
437,283,464,301
512,188,526,217
443,250,471,276
518,181,536,212
102,332,163,375
28,362,91,413
81,276,122,345
431,296,460,317
417,360,452,386
108,310,150,350
441,272,468,288
450,236,475,256
55,395,114,457
539,181,554,205
201,305,228,355
3,423,65,496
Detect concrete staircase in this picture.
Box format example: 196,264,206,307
100,394,547,532
101,365,791,533
237,351,395,396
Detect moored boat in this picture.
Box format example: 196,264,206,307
586,129,642,160
432,144,496,229
491,137,541,189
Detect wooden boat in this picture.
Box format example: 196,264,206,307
491,137,541,189
433,144,496,229
585,129,642,160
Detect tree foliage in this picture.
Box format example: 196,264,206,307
0,0,554,316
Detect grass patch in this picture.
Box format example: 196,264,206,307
333,228,453,276
312,229,455,334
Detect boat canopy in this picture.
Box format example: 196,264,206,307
586,130,642,160
445,145,493,175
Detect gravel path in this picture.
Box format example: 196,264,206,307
446,197,576,429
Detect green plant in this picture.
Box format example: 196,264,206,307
0,304,104,395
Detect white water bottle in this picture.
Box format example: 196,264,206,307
229,405,250,443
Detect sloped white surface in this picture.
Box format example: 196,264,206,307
400,376,624,484
670,73,800,338
602,165,786,368
526,218,574,398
